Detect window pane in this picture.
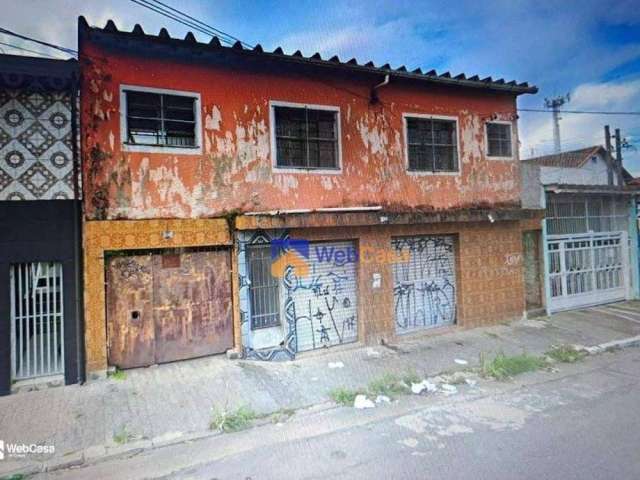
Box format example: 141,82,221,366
127,117,162,145
275,107,306,138
126,91,161,118
434,146,457,171
165,120,196,147
274,106,338,169
406,117,457,172
487,123,512,157
164,94,195,122
432,120,456,146
277,138,306,167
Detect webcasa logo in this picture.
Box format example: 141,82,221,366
269,238,409,278
0,440,55,459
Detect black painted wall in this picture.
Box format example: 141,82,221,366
0,200,82,395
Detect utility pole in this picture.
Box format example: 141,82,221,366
545,94,570,153
614,128,624,186
605,125,614,186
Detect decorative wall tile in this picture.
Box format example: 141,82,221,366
0,87,75,200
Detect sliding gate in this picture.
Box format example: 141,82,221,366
9,262,65,380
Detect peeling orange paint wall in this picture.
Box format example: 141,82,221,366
81,42,522,221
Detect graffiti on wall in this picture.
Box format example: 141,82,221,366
283,241,358,352
392,236,457,333
238,230,358,361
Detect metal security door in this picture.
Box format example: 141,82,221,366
10,262,65,380
106,255,155,369
547,231,628,312
285,241,358,352
152,250,233,363
392,236,457,334
106,250,233,369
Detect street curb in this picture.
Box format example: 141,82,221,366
580,335,640,355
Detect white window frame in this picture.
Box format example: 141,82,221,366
402,113,461,176
119,84,202,155
485,120,514,160
269,100,342,174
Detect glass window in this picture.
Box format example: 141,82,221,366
274,106,339,169
406,117,458,172
125,90,197,148
486,122,512,157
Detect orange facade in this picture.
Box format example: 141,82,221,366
80,37,522,221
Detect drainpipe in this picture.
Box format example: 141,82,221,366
370,74,390,104
70,68,86,385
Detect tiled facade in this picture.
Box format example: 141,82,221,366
0,84,75,200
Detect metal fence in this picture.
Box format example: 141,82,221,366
10,262,65,380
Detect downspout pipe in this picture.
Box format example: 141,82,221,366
370,74,390,104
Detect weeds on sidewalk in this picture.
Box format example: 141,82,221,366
480,352,546,381
545,345,585,363
108,368,127,381
0,475,26,480
329,387,362,406
210,405,257,433
367,373,409,398
112,425,134,445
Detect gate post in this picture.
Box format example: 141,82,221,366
628,198,640,299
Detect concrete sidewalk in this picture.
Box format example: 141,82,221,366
2,301,640,476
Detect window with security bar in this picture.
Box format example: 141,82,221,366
405,116,458,172
273,105,339,169
247,244,281,330
124,90,197,147
486,122,512,157
545,194,628,235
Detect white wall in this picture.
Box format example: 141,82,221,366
539,153,619,186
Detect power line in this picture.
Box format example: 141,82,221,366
0,27,76,56
147,0,252,48
129,0,252,48
0,40,65,60
519,108,640,116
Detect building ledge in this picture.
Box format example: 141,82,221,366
235,207,544,230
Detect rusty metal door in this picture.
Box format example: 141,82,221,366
106,255,155,369
152,251,233,363
106,250,233,369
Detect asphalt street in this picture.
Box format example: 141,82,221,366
42,347,640,480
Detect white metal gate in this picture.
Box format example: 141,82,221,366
547,232,629,312
392,236,457,333
10,262,65,380
286,241,358,352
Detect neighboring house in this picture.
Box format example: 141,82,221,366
0,54,83,394
521,146,639,314
79,17,539,374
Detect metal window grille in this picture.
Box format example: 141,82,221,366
125,90,197,147
274,106,338,169
545,194,628,235
406,117,458,172
247,245,281,330
10,262,64,380
486,123,512,157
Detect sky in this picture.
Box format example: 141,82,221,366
3,0,640,173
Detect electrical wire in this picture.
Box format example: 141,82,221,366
0,27,77,55
518,108,640,116
146,0,252,48
0,40,65,59
129,0,252,48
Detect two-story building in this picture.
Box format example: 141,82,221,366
79,17,539,375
